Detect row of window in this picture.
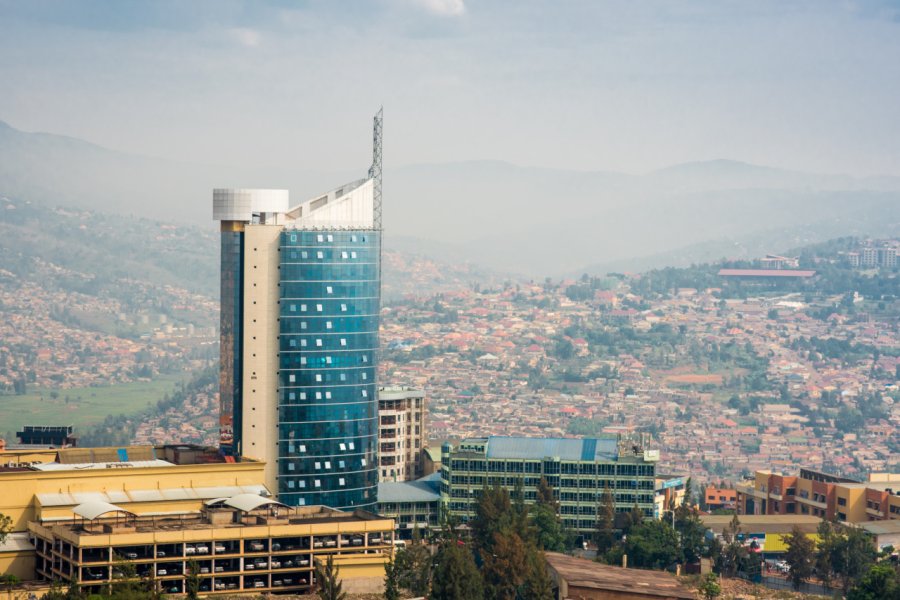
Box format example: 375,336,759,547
279,386,375,405
284,232,374,245
279,316,378,334
448,459,654,478
279,403,374,423
278,420,377,443
283,300,378,315
279,264,377,281
281,385,372,398
277,487,376,511
283,249,367,260
278,438,376,458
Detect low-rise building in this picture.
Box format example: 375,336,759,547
441,436,658,536
378,386,426,482
654,476,687,519
28,497,392,596
377,473,442,540
704,486,737,511
736,467,900,523
700,514,821,557
0,444,394,595
545,552,695,600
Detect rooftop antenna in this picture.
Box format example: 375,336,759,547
368,107,383,230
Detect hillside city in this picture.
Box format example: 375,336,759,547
2,201,897,484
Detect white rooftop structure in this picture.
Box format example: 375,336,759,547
222,493,289,513
213,188,290,222
32,459,174,471
212,179,375,230
37,484,269,508
72,501,135,521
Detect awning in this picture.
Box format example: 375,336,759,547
72,501,136,521
222,494,289,513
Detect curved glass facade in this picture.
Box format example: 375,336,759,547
277,230,380,511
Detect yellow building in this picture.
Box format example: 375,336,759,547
700,514,821,555
0,445,394,595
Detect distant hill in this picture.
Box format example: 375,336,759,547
0,195,496,305
3,119,900,276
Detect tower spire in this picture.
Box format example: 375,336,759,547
369,107,383,230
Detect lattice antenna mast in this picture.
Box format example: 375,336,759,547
368,107,383,230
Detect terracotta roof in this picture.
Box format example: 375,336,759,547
545,553,696,599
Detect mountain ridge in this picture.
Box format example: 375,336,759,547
3,119,900,277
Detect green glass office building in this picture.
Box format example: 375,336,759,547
441,436,659,535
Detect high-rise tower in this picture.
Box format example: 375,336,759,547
213,113,382,511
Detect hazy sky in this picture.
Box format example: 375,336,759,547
1,0,899,176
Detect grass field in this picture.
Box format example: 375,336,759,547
0,372,191,439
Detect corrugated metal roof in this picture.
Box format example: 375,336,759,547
378,475,441,504
485,436,618,461
0,532,35,553
36,485,269,507
33,459,173,471
859,520,900,535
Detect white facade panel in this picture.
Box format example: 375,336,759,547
213,189,290,222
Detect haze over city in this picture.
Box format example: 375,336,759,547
1,2,900,600
2,0,900,176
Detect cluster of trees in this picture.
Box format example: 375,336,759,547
790,335,879,365
595,479,715,572
782,519,895,596
386,479,565,600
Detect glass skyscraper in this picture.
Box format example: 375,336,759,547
278,230,380,508
213,113,383,511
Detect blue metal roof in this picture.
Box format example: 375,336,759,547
377,473,441,504
485,436,618,461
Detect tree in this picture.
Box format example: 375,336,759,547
0,513,11,545
697,573,721,600
471,485,513,554
383,555,401,600
814,519,837,586
847,564,900,600
531,502,567,552
1,574,19,600
719,512,747,577
536,477,556,508
107,554,154,600
623,519,679,570
832,527,877,593
38,580,68,600
315,554,347,600
624,503,644,535
431,541,483,600
595,485,616,553
482,531,529,600
394,543,431,596
185,559,200,600
682,477,693,507
521,549,554,600
783,525,814,590
674,509,707,565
